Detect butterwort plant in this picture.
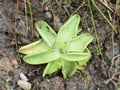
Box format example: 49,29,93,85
19,14,93,78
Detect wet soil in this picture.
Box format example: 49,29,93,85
0,0,120,90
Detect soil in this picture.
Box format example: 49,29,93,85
0,0,120,90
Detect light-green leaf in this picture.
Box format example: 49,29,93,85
77,48,91,70
43,60,61,77
77,26,82,33
61,49,91,61
61,59,77,78
68,33,93,52
56,14,80,51
24,49,60,65
77,58,89,70
19,39,49,54
35,20,57,48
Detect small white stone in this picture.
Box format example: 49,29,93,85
45,11,52,18
20,73,28,82
17,80,31,90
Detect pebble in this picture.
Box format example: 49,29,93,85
45,11,52,18
17,80,31,90
20,73,28,82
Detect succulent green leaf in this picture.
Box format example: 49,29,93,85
61,49,91,61
61,59,77,78
43,60,61,77
77,48,91,70
68,33,93,52
24,49,60,65
35,20,57,48
77,26,82,33
56,14,80,51
77,59,89,70
19,39,49,54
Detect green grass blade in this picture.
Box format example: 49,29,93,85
91,0,117,33
103,0,112,21
88,0,103,56
27,0,34,37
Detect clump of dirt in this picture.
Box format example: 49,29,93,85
0,0,120,90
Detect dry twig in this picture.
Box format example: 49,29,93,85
14,0,21,63
98,0,120,17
